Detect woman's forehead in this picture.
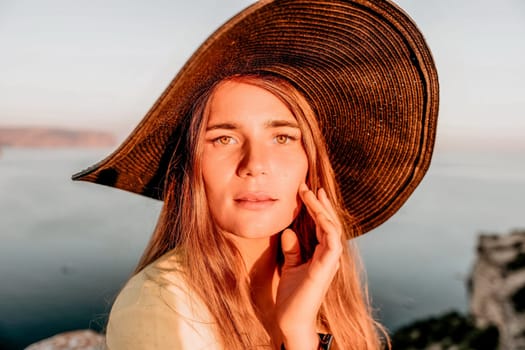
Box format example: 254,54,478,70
206,80,296,125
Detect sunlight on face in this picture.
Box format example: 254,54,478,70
201,80,308,240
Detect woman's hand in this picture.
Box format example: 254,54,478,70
275,183,343,350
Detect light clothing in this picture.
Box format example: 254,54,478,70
106,250,221,349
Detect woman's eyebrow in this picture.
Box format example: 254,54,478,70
206,122,239,131
265,119,299,129
206,119,299,131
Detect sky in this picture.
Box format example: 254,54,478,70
1,0,524,151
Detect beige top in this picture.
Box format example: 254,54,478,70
106,250,221,349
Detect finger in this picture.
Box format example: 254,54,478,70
317,188,336,223
281,228,302,268
309,216,342,285
315,211,342,253
299,184,331,224
318,188,342,237
300,184,339,244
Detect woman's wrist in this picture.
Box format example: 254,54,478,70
280,329,319,350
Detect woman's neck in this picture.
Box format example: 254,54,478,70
232,234,282,301
224,233,279,275
229,233,282,342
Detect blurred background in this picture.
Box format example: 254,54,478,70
1,0,524,349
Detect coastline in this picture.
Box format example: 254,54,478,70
0,127,115,148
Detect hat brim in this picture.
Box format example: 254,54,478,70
73,0,439,235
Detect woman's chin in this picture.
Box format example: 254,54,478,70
224,225,288,241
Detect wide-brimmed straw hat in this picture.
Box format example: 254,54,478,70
73,0,438,235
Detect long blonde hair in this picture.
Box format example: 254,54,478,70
136,74,388,349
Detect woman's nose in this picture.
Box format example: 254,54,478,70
237,142,269,177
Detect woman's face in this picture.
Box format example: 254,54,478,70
201,80,308,240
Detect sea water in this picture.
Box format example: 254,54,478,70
0,148,523,349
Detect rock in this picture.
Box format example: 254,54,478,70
390,229,525,349
24,330,105,350
390,311,499,350
469,229,525,349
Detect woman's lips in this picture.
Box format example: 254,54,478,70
234,193,277,210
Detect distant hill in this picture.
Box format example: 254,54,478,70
0,127,116,148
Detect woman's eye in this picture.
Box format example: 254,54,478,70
274,134,293,144
213,136,236,145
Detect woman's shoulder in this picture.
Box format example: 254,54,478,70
106,249,220,350
109,250,187,311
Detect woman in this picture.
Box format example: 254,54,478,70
73,1,439,349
